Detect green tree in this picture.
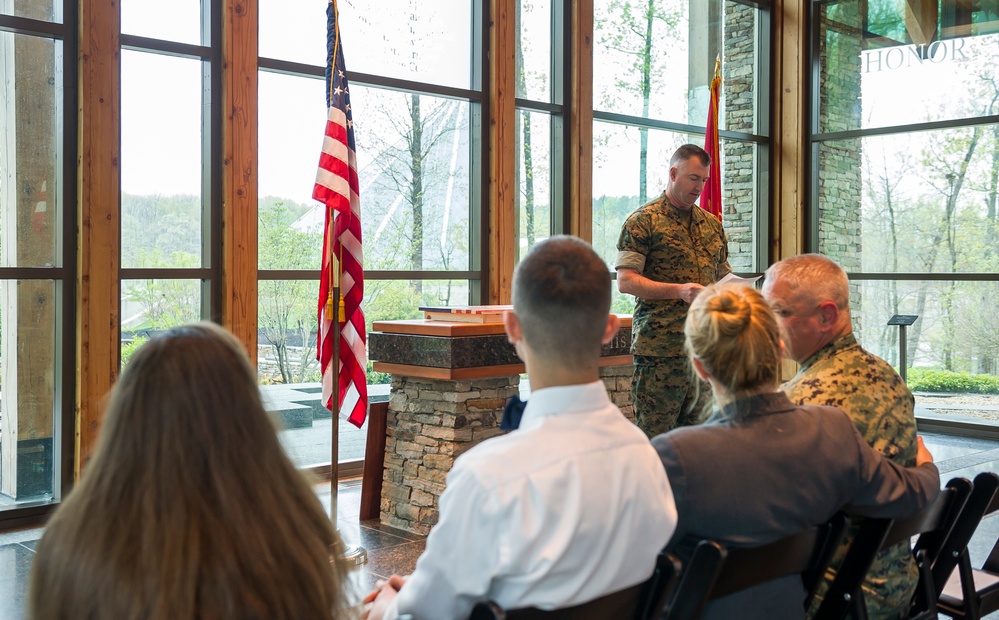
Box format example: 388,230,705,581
596,0,682,204
258,200,323,384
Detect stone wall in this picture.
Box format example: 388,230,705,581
601,364,636,424
380,374,519,534
723,1,758,273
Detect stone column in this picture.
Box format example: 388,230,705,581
381,375,518,535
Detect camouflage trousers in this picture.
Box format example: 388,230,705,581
806,529,918,620
632,355,711,437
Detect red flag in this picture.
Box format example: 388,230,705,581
313,0,367,428
700,56,723,221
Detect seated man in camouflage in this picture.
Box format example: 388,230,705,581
762,253,920,619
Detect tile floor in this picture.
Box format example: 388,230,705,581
2,432,999,619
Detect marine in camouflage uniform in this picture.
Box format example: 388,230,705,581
782,333,919,620
616,190,730,437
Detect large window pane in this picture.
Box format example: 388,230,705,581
350,87,472,272
0,33,62,268
121,279,203,362
593,0,762,133
121,0,202,45
0,0,60,23
0,279,58,506
260,0,474,90
258,72,325,270
515,110,552,262
851,278,999,426
121,51,204,268
818,125,999,274
819,1,999,133
516,0,552,103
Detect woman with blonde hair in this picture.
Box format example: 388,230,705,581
652,283,939,619
29,322,355,620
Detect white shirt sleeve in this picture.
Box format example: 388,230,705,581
393,462,498,620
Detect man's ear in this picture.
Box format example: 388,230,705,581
601,314,621,345
669,165,678,182
817,300,839,328
504,310,522,345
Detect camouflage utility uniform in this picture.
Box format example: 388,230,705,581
616,192,730,436
781,333,919,620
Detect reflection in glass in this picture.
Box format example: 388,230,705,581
819,0,999,132
121,51,204,268
348,87,472,272
261,0,473,90
851,279,999,427
0,34,61,268
515,0,552,102
593,0,761,133
515,110,552,264
818,125,999,274
0,279,57,505
120,279,202,364
121,0,202,45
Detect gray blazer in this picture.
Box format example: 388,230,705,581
652,392,940,619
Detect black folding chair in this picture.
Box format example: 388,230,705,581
838,478,973,620
663,514,848,620
468,549,683,620
937,473,999,620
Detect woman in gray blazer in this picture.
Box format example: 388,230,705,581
652,283,939,620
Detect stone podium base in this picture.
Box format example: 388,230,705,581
380,374,519,534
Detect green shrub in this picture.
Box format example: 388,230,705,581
907,368,999,395
120,336,147,368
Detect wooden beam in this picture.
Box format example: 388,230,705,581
568,0,594,241
77,0,121,475
488,0,516,304
221,0,259,361
771,0,808,264
772,0,809,382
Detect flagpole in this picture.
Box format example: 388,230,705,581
329,210,367,567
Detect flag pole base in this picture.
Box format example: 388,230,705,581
341,543,368,568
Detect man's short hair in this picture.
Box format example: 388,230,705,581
765,253,850,310
512,236,611,369
670,144,711,168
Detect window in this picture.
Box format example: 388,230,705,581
0,5,75,515
257,0,485,468
811,0,999,427
592,0,771,313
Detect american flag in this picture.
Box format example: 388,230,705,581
313,0,367,428
700,56,723,221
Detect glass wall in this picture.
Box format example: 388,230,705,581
257,0,484,468
0,5,74,513
811,0,999,426
592,0,771,313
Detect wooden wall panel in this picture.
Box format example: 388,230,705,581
221,0,259,360
487,0,516,304
772,0,808,263
773,0,809,381
77,0,121,474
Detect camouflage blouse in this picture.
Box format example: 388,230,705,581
782,333,919,618
615,193,731,357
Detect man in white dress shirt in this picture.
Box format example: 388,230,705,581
365,235,678,620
